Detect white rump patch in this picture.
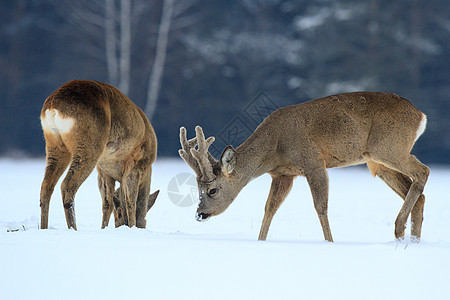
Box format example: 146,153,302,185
41,109,75,135
414,113,427,142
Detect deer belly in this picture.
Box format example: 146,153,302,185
324,152,368,168
270,165,305,176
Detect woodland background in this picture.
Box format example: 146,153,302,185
0,0,448,163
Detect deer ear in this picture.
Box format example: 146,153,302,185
147,190,160,212
220,146,236,174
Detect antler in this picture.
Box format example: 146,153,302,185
179,126,216,181
179,127,200,174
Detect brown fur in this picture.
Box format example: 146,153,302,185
40,80,158,229
180,92,430,242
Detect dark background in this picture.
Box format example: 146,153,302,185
1,0,448,164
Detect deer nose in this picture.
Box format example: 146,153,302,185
195,212,211,222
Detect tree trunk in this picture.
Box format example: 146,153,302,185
144,0,175,120
105,0,118,86
119,0,131,95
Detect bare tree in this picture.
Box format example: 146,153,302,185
144,0,202,120
105,0,118,86
119,0,131,94
62,0,199,113
65,0,136,95
144,0,175,120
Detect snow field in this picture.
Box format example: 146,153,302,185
1,159,449,299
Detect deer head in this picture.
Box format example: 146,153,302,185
113,188,160,227
179,126,241,222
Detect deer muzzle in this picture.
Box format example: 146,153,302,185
195,212,211,222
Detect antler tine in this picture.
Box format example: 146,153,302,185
179,127,201,175
190,126,215,181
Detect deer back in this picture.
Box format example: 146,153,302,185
253,92,425,169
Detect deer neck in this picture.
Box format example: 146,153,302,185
231,131,275,187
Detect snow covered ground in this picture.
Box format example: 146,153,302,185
1,158,449,300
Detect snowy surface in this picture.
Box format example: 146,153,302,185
1,158,449,300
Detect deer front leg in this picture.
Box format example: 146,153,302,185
98,168,116,229
306,167,333,242
112,187,128,227
135,167,152,228
258,175,294,241
122,169,140,228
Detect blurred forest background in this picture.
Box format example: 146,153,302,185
0,0,448,164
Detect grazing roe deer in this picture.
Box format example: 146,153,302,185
40,80,158,230
179,92,429,242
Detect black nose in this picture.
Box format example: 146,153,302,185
195,212,211,222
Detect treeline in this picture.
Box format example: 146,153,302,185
0,0,448,163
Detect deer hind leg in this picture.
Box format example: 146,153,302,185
135,166,152,228
258,175,294,241
121,168,141,228
40,144,71,229
411,193,425,240
97,168,115,229
367,161,426,241
306,167,333,242
60,150,102,230
371,155,429,239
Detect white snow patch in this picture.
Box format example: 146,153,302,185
325,80,370,95
1,159,449,299
295,12,330,30
295,5,362,31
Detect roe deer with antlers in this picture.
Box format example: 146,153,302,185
40,80,158,230
179,92,429,242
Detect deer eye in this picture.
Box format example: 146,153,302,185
208,188,217,196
